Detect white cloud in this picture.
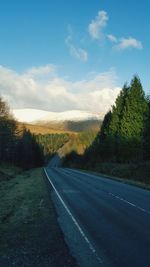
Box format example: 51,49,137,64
0,65,120,113
25,64,56,77
70,45,88,62
88,10,108,39
107,34,143,51
88,10,143,52
115,37,143,50
65,26,88,62
107,34,117,43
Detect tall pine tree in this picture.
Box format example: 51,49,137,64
143,97,150,160
93,76,148,163
120,76,148,161
109,84,129,161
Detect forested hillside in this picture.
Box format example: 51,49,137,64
1,75,150,184
62,131,97,163
0,97,70,169
63,76,150,184
35,119,101,132
35,133,70,162
18,122,72,135
0,97,44,169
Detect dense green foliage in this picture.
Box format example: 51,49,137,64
89,77,149,164
0,96,72,169
35,133,69,162
96,76,149,163
63,76,150,183
64,131,97,154
0,97,44,169
143,97,150,160
62,131,97,165
0,98,17,163
15,128,44,169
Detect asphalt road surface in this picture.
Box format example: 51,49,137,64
44,159,150,267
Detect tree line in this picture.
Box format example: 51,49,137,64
63,76,150,181
88,76,150,163
0,97,44,169
62,131,97,162
0,96,72,169
35,133,69,162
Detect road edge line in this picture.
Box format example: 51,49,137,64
44,168,103,265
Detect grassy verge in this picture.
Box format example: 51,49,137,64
0,163,21,182
0,167,76,266
78,162,150,190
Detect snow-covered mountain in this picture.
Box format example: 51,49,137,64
12,109,104,123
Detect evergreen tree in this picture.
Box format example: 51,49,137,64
120,76,148,161
0,96,44,169
0,97,17,162
97,111,114,161
110,84,129,136
85,111,113,163
143,98,150,160
16,128,44,169
87,76,148,164
109,85,129,161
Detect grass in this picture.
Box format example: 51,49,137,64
0,166,76,266
0,162,21,181
79,161,150,190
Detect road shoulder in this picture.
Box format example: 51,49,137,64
79,169,150,190
0,167,76,266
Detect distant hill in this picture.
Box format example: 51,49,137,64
13,109,103,132
38,120,101,132
17,123,73,135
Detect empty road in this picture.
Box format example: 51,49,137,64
44,163,150,267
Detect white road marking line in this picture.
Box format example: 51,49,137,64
109,192,150,215
65,169,150,216
44,168,103,265
65,168,102,180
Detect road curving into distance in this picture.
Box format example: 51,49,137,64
44,158,150,267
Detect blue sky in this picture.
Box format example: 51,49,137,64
0,0,149,112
